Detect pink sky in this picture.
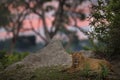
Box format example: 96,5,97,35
7,0,92,31
22,0,92,31
0,0,92,41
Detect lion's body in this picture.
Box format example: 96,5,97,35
66,52,111,73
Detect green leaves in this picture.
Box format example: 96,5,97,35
107,0,120,13
91,0,120,57
99,64,109,78
0,50,29,70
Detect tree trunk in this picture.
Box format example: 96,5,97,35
8,28,20,54
9,35,16,54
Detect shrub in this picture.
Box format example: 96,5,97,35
90,0,120,58
0,50,29,71
94,64,110,80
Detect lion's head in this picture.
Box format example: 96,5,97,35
72,52,86,68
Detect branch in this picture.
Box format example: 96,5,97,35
69,10,89,35
29,20,48,43
50,0,66,38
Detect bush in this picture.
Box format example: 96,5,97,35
90,0,120,58
99,64,109,78
0,50,29,71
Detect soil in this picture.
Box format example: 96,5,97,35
109,58,120,80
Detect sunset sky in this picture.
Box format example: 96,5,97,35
0,0,94,42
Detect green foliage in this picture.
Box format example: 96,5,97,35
83,39,106,54
80,63,110,79
80,63,91,77
99,64,109,78
92,64,110,80
0,50,29,71
91,0,120,57
65,49,72,54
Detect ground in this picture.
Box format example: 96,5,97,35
1,65,120,80
109,59,120,79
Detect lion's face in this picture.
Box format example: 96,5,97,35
72,52,85,68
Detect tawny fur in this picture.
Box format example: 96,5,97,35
66,52,111,73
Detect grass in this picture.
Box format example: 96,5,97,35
1,66,90,80
0,66,113,80
33,67,83,80
32,66,109,80
1,66,85,80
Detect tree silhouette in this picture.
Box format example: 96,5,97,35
0,0,88,53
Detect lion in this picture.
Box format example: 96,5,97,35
65,52,112,73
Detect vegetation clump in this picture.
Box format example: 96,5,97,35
0,50,29,71
90,0,120,58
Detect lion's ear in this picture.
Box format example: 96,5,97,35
81,55,85,60
80,54,85,60
72,52,76,56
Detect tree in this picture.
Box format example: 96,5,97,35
0,0,88,53
90,0,120,57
